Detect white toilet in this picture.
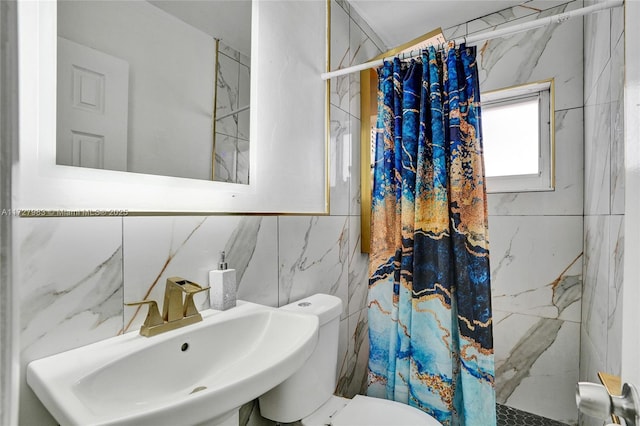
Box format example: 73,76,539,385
258,294,442,426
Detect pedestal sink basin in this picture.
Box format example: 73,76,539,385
26,301,319,426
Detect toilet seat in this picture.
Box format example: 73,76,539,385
302,395,442,426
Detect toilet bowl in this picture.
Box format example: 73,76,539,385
302,394,441,426
258,294,442,426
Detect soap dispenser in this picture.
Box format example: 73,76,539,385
209,251,237,310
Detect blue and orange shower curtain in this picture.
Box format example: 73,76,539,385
367,45,496,426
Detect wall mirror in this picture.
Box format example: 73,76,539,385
17,0,329,214
56,0,251,184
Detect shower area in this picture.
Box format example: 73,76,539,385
345,0,625,424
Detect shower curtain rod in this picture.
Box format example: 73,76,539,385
321,0,623,80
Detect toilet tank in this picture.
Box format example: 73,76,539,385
258,294,343,423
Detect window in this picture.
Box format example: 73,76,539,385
481,80,554,193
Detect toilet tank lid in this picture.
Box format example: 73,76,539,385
279,294,342,325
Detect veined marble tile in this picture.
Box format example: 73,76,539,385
610,3,623,53
216,51,240,138
214,133,237,183
478,1,583,111
348,9,383,122
584,101,612,216
18,217,124,361
606,215,623,375
579,329,605,383
337,316,349,387
442,23,466,41
278,216,349,319
345,4,386,55
236,135,250,185
330,105,351,216
350,116,362,216
348,216,368,316
488,215,583,322
582,215,610,362
336,308,369,398
611,98,624,215
335,0,349,15
220,42,240,62
466,5,534,35
238,62,250,142
487,107,583,216
330,0,350,113
17,217,123,425
122,215,278,331
584,3,611,104
521,0,577,13
610,38,625,215
495,311,579,424
579,330,606,426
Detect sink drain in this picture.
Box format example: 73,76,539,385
190,386,207,395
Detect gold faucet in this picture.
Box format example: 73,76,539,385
126,277,210,337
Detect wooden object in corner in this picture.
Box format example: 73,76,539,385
598,371,622,424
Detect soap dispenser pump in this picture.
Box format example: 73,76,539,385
209,251,237,311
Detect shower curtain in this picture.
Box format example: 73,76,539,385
367,44,496,426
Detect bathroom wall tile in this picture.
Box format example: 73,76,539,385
336,308,369,398
521,0,576,13
216,50,240,138
579,329,606,426
345,5,386,55
330,0,350,113
489,215,583,322
487,107,584,216
610,38,625,215
337,317,349,386
606,215,623,376
123,215,278,331
214,133,237,183
584,101,611,216
16,217,124,426
18,217,124,360
466,5,533,35
330,105,351,216
584,4,611,104
237,61,250,142
579,329,605,384
582,215,610,362
278,216,349,319
235,135,250,185
493,310,579,424
348,8,384,122
350,116,362,217
610,2,623,52
478,1,583,111
442,23,466,41
348,216,368,317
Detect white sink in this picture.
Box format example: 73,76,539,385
27,301,319,426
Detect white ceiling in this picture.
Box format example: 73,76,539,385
349,0,524,49
150,0,252,56
149,1,528,59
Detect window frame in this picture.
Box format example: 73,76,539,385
481,79,555,193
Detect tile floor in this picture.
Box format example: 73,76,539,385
496,404,570,426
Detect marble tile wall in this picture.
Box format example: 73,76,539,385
580,1,625,425
445,1,585,423
214,42,250,184
14,2,379,425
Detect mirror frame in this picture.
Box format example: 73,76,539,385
17,0,330,216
